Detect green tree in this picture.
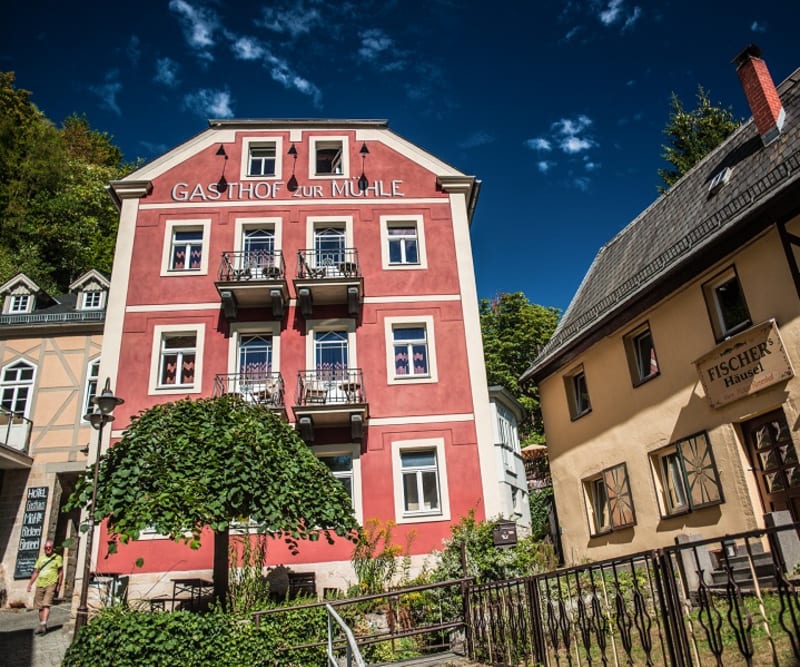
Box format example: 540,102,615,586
658,85,741,192
0,72,130,292
66,395,359,603
480,292,559,442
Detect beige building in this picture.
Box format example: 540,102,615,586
522,47,800,564
0,270,108,605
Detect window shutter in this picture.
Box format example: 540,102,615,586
680,433,722,509
603,463,636,528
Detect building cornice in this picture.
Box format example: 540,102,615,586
208,118,389,130
106,180,154,210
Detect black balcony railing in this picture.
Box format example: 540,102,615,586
296,368,365,406
218,250,286,282
213,372,285,408
0,407,32,455
297,248,360,280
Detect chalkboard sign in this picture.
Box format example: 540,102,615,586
14,486,49,580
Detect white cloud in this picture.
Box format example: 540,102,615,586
139,140,169,156
258,3,322,37
584,157,600,171
552,115,592,136
183,88,234,118
573,177,591,190
169,0,218,60
599,0,624,26
459,131,494,149
561,136,594,154
564,25,581,41
154,57,180,87
127,35,141,65
623,6,642,30
537,161,554,173
232,36,265,61
525,137,552,152
358,28,405,71
750,21,767,33
89,70,122,114
266,54,322,107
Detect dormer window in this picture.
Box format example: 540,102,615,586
310,137,349,178
9,294,31,314
81,290,103,310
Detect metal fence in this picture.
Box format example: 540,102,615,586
468,522,800,666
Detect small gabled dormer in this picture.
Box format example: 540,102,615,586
70,270,110,312
0,274,45,315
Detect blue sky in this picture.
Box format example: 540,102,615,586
3,1,799,312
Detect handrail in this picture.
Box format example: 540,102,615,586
0,311,105,325
326,603,365,667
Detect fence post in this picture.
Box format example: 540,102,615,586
526,576,547,665
652,549,692,667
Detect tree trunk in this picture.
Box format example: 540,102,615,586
213,529,229,608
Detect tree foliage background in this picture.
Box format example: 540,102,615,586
0,72,131,293
657,85,741,192
480,291,559,443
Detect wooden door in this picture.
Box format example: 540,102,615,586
742,408,800,521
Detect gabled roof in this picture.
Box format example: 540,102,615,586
523,65,800,383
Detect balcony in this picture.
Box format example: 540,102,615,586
215,251,289,321
213,372,287,417
293,249,363,317
0,407,34,469
292,368,368,442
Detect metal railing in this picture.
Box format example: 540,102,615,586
0,311,104,326
217,250,286,282
213,372,285,408
296,368,365,406
297,248,360,279
469,522,800,666
326,603,366,667
0,407,32,455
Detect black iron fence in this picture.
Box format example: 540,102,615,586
297,248,360,279
213,372,285,408
296,368,365,406
218,250,286,281
469,522,800,666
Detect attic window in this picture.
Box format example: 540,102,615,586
9,294,32,314
708,167,732,194
81,290,103,310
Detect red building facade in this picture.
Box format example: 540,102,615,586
92,120,504,596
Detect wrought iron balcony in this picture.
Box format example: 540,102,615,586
0,407,33,469
213,372,286,412
215,251,288,320
294,249,362,317
292,368,367,442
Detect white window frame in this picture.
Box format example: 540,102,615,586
227,321,281,375
380,215,427,270
148,323,205,395
0,359,36,418
160,219,212,277
240,137,284,181
82,357,101,420
8,294,32,314
233,217,282,278
81,290,104,311
384,315,438,385
309,136,349,179
496,402,521,474
314,443,363,524
702,267,751,340
392,438,450,524
305,318,357,371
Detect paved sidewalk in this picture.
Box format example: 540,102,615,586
0,603,72,666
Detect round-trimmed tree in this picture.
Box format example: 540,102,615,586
67,394,359,603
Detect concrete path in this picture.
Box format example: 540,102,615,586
0,603,72,666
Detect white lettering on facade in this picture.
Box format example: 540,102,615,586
170,179,406,201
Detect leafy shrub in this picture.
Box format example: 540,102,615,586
529,486,554,541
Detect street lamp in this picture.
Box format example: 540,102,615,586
74,378,123,637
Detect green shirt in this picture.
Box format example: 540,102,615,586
33,553,63,587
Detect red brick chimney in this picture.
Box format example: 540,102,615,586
733,44,785,145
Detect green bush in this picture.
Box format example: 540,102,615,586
63,604,328,667
529,486,554,541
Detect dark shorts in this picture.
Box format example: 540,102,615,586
33,584,57,609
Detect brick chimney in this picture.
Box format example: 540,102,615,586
733,44,785,145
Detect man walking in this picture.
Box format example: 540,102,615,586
26,540,63,635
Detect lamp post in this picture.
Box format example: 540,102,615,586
73,378,123,638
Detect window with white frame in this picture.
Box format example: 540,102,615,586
161,220,211,276
9,294,32,314
564,366,591,419
314,443,362,523
392,438,450,523
1,360,35,416
319,454,354,503
624,323,659,386
496,402,520,472
583,462,635,536
240,138,283,180
702,267,751,340
81,290,103,310
650,432,723,518
313,139,345,176
384,316,438,385
248,143,277,177
150,324,204,394
83,358,100,418
380,216,427,270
